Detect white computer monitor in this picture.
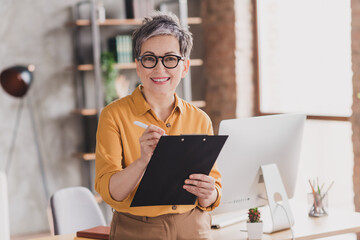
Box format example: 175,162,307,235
211,113,306,230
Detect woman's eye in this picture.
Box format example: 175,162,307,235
143,56,156,62
165,56,177,62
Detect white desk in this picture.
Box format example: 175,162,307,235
211,205,360,240
31,205,360,240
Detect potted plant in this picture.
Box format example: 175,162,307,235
247,207,263,240
101,51,119,105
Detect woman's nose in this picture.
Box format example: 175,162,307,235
154,59,166,71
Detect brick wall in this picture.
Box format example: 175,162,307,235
201,0,237,133
352,0,360,231
201,0,256,133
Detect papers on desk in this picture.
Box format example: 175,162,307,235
211,210,248,229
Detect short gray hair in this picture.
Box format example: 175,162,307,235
132,11,193,59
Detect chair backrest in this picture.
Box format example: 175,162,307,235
0,172,10,240
50,186,106,235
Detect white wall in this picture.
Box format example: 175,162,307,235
235,0,256,118
0,0,87,235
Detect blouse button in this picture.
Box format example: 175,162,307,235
166,123,171,128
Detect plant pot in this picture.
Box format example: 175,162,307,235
246,222,263,240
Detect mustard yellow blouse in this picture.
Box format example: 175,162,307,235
95,86,221,217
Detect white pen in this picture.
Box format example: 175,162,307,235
133,121,167,135
134,121,148,129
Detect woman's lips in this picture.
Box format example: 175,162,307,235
150,77,170,84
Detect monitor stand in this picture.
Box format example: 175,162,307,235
260,163,295,233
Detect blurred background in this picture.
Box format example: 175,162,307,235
0,0,358,239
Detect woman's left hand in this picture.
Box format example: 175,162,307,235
183,174,217,208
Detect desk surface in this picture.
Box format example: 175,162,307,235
211,206,360,240
31,205,360,240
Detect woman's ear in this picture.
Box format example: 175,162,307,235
181,59,190,78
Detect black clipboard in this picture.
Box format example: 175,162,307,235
131,135,228,207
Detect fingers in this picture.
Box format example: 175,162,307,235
183,174,216,199
139,124,166,163
183,185,210,199
190,174,215,184
146,124,166,135
184,176,215,190
139,124,165,146
139,132,163,143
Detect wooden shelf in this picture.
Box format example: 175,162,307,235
67,17,202,27
71,109,97,116
73,152,95,160
77,59,203,71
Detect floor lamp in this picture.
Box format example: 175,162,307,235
0,65,49,200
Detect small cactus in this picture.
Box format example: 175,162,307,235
248,207,262,223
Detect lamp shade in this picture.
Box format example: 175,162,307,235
0,65,34,98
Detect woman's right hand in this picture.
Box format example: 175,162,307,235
109,124,165,201
138,124,166,164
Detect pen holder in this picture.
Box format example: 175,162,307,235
307,192,328,217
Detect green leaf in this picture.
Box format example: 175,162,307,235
101,51,119,104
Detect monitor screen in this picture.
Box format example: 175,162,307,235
211,114,306,216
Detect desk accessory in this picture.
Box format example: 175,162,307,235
308,179,333,217
246,207,263,240
131,134,228,207
76,225,110,239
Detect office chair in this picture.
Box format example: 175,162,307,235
50,186,106,235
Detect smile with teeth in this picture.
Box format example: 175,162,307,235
151,77,170,82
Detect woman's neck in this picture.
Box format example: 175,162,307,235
141,88,175,122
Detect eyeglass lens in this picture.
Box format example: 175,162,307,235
141,55,180,69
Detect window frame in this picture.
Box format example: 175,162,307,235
253,0,351,122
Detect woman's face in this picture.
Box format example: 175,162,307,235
135,35,189,98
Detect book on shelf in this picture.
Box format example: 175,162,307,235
108,35,133,64
125,0,154,19
159,1,180,16
76,225,110,240
133,0,154,19
125,0,134,19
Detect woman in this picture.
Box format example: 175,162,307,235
95,12,221,239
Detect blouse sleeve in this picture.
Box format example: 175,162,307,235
95,107,131,206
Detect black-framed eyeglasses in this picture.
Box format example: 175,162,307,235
137,54,185,69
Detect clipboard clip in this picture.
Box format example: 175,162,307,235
180,138,207,142
178,135,209,142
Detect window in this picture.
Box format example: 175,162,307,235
256,0,353,210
